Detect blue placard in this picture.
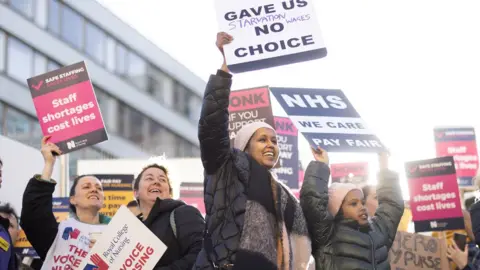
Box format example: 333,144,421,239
270,87,385,152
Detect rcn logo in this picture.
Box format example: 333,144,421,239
67,140,76,150
62,227,80,240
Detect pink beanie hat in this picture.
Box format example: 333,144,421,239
233,122,276,151
328,182,363,217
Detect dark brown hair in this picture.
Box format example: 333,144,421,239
127,200,138,208
0,203,18,227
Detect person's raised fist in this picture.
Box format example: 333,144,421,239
40,136,61,165
311,146,329,164
216,32,233,53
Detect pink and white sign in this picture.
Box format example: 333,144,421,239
434,127,478,186
179,182,205,216
27,61,108,154
405,156,464,232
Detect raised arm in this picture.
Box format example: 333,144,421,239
198,32,234,174
372,152,404,250
20,136,62,260
300,147,333,253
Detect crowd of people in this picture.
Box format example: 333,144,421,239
0,32,479,270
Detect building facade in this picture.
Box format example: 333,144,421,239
0,0,204,180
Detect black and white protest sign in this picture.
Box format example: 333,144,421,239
270,87,385,152
214,0,327,73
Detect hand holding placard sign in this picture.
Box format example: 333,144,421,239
405,156,464,232
434,127,479,186
215,0,326,73
389,231,449,270
77,205,166,270
270,87,385,152
27,61,108,154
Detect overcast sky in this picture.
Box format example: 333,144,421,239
97,0,480,198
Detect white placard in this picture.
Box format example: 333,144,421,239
215,0,327,73
78,205,167,270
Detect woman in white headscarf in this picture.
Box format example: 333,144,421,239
193,32,311,270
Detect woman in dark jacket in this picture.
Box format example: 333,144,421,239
301,147,404,270
133,163,205,270
193,32,311,270
21,137,111,269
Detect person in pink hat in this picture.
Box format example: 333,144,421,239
300,147,404,270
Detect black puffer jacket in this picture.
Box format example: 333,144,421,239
193,70,247,269
300,161,404,270
143,198,205,270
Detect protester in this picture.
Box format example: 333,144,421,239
193,32,311,270
127,200,141,216
0,204,19,247
20,136,110,269
446,209,480,269
473,170,480,247
301,148,404,269
133,163,204,269
466,171,480,269
447,239,480,270
0,157,19,270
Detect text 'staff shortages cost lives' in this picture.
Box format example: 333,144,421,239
27,61,108,154
434,127,479,186
228,86,275,145
215,0,326,73
270,87,385,152
405,156,464,232
331,162,369,186
95,174,135,217
272,116,299,188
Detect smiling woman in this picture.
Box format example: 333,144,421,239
193,32,312,270
19,136,111,269
132,164,205,269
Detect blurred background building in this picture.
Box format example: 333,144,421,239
0,0,204,182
